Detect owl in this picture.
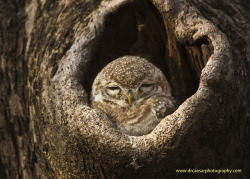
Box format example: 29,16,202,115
91,56,178,136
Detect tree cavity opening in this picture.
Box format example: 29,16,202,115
84,0,214,103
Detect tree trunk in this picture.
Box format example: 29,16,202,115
0,0,249,178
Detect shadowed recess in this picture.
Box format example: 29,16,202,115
83,0,214,103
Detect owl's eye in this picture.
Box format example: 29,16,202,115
106,86,121,96
107,86,120,91
139,83,154,93
140,83,152,88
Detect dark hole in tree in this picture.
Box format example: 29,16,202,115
83,0,213,103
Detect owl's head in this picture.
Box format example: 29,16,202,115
91,56,172,107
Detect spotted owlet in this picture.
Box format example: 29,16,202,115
91,56,178,136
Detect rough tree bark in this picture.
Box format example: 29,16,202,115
0,0,249,178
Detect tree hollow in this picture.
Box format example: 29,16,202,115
84,0,214,103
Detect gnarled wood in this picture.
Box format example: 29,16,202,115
0,0,249,178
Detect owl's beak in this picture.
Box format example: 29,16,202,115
127,93,133,107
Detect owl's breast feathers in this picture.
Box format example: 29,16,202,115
91,95,177,136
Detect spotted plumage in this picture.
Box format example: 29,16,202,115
91,56,178,136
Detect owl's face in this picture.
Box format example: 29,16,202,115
103,78,164,107
91,56,172,108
